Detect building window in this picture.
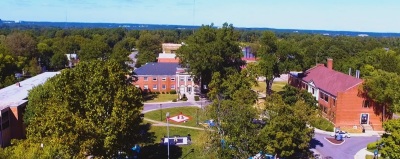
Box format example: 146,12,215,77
188,77,192,81
180,77,185,81
312,88,315,94
153,84,157,89
171,78,175,81
171,85,175,89
143,85,148,90
153,77,157,81
162,77,166,81
324,94,328,102
162,84,166,90
320,92,323,99
143,77,148,81
363,100,370,108
333,99,336,106
135,85,139,88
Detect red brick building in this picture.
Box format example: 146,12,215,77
0,72,60,147
133,63,197,96
288,58,385,130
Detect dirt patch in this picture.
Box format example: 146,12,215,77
325,137,344,144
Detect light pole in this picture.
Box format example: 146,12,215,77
196,108,199,126
166,112,170,159
160,104,163,121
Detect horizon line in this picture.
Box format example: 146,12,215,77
2,19,400,34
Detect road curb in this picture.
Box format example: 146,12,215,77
324,137,346,146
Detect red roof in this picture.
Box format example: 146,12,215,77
300,65,363,96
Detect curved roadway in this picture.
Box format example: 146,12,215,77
143,101,380,159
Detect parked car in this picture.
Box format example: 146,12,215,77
331,131,351,138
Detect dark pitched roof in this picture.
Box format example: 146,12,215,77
301,65,363,96
134,62,180,75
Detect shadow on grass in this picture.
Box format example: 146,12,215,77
137,123,156,144
309,138,324,149
139,144,183,159
143,93,159,101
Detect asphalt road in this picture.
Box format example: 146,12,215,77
311,133,380,159
143,100,212,113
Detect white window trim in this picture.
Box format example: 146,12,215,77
162,77,166,81
144,85,149,89
153,85,158,89
171,78,175,81
162,84,166,89
153,77,157,81
171,85,175,89
143,77,148,81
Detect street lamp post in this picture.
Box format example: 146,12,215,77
166,112,170,159
196,108,199,126
160,104,163,121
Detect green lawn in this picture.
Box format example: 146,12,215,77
365,155,383,159
144,94,178,103
252,81,287,93
272,81,287,92
144,107,208,128
140,126,213,159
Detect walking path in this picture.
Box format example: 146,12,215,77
354,148,377,159
144,118,209,131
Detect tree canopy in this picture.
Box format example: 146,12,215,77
379,119,400,158
22,60,145,158
176,23,245,93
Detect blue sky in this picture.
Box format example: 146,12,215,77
1,0,399,32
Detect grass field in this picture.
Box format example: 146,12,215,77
140,126,211,159
252,81,287,94
144,94,178,103
144,107,208,128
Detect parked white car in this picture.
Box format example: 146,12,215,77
331,131,351,138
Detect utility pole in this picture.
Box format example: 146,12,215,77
166,112,170,159
160,104,163,121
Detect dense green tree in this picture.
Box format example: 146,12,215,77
0,54,18,88
24,60,145,158
50,53,68,70
135,32,161,67
255,94,314,158
25,57,42,76
79,39,111,61
135,50,157,67
362,69,400,121
110,37,136,64
37,42,53,69
0,138,72,159
177,23,245,93
379,119,400,158
207,71,258,158
4,32,37,58
280,85,318,109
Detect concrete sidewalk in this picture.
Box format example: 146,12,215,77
354,148,379,159
313,127,381,137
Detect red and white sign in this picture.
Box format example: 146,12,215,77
168,112,191,123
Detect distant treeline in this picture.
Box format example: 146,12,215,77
1,25,400,88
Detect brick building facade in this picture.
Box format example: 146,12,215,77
134,63,197,95
0,72,59,147
288,59,385,130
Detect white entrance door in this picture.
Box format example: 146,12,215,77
180,85,185,94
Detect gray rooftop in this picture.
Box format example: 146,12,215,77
0,72,60,110
134,62,180,76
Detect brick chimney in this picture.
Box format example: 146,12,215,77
327,58,333,70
